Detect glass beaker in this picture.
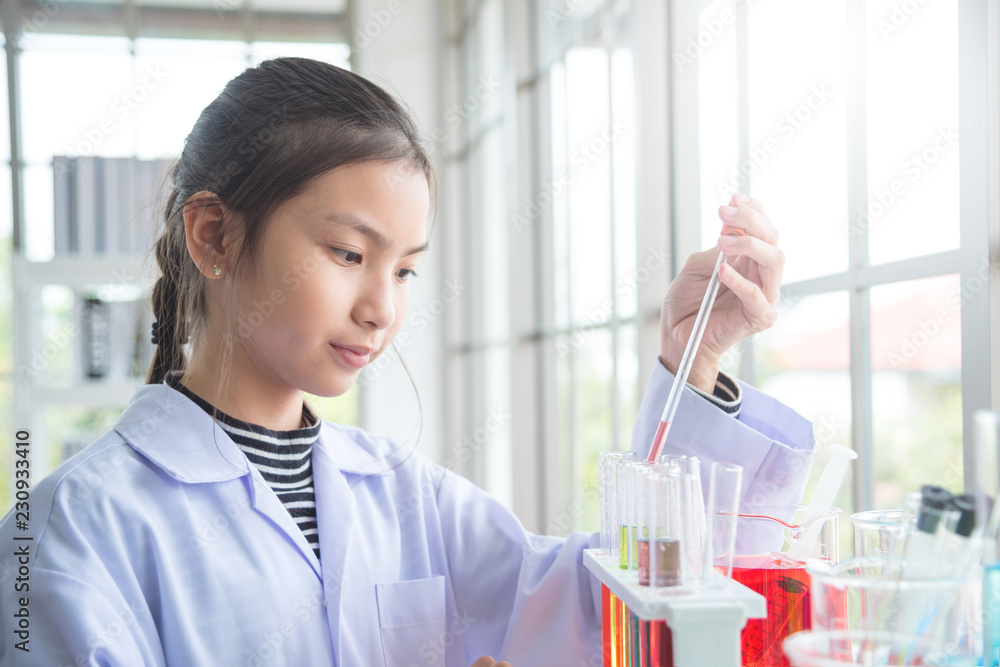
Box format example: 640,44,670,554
782,630,980,667
724,504,842,667
850,509,903,558
806,556,981,654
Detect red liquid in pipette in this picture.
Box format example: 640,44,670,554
646,421,670,461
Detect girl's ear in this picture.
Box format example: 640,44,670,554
182,191,230,278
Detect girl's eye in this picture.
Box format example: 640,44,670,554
397,268,419,282
331,247,362,265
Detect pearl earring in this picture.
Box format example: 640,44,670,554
212,264,222,276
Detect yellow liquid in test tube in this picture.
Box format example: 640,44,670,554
618,525,638,569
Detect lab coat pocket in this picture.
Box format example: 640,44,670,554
375,575,446,667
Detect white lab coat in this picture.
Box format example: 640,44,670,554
0,359,814,666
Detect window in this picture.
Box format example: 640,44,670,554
446,0,998,555
445,0,641,533
689,0,995,558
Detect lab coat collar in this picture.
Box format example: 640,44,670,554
113,381,398,483
113,381,251,483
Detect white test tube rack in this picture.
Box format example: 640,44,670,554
583,548,766,667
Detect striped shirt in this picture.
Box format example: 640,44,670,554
689,369,743,419
163,371,322,561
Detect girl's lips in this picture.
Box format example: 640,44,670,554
330,344,371,369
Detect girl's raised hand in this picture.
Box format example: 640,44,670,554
659,193,784,393
470,656,512,667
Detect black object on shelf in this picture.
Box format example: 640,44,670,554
82,297,111,379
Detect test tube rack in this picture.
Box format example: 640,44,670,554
583,548,766,667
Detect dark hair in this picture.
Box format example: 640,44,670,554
144,57,437,405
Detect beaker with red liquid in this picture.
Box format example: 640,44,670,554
721,505,841,667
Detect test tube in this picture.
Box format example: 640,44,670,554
600,451,635,552
646,465,682,587
702,462,742,585
627,461,657,571
680,456,705,583
636,465,659,585
610,454,637,568
903,485,954,579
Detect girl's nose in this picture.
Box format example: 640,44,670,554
354,274,396,330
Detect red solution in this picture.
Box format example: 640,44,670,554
729,554,812,667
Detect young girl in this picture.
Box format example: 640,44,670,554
0,58,812,666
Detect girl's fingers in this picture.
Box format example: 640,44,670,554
730,192,769,220
718,262,778,331
716,234,784,304
718,201,778,246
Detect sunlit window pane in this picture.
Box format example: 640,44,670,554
0,44,8,163
576,327,613,536
612,45,637,320
616,323,639,455
484,346,513,509
133,38,248,159
21,35,134,163
566,47,612,326
698,1,738,248
474,0,505,128
747,0,848,283
865,0,960,265
755,291,853,558
555,333,574,532
480,127,509,336
23,164,54,261
551,61,570,329
870,275,962,509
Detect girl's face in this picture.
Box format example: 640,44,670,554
232,160,430,398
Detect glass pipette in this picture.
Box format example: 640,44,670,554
647,225,747,462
